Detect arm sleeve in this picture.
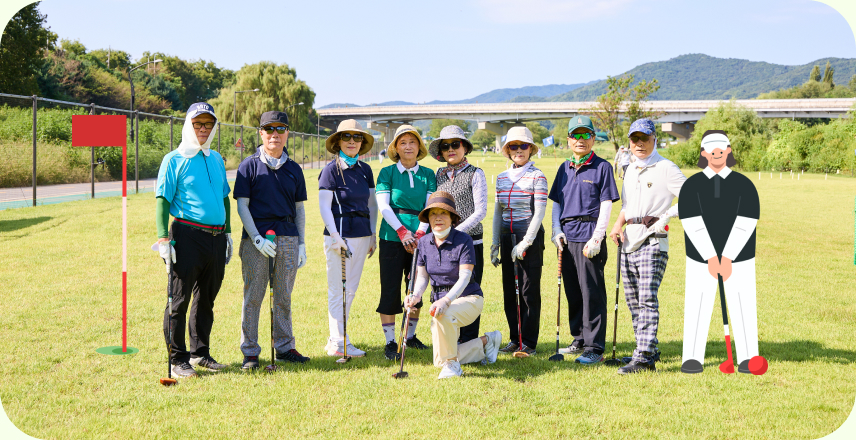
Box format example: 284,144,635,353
456,169,487,233
368,188,378,234
156,196,170,239
722,216,757,260
377,192,404,231
444,268,472,302
523,202,546,245
593,200,612,239
237,197,259,238
682,216,718,261
551,201,562,238
492,201,502,247
296,201,306,245
411,265,429,300
418,192,432,233
319,190,341,239
224,197,231,233
663,203,680,219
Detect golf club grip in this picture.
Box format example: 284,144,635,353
718,275,728,325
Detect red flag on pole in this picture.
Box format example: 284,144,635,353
72,115,127,147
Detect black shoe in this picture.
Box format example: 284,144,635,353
737,359,751,374
405,335,428,350
498,341,518,353
622,351,660,364
515,344,536,356
618,360,656,375
277,349,310,364
171,361,198,378
384,341,401,360
190,355,227,371
242,356,259,370
681,359,704,374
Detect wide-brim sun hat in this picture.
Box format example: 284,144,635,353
388,125,428,162
501,126,539,159
325,119,374,155
428,125,473,162
418,190,461,225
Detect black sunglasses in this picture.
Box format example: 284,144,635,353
192,122,216,129
439,141,462,152
261,125,288,134
340,133,364,142
508,143,531,151
629,134,650,143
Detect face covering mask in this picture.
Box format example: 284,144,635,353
176,115,218,159
339,150,358,167
434,226,451,239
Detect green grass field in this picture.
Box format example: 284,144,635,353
0,154,854,439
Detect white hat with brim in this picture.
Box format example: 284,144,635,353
501,126,539,159
388,125,428,162
326,119,375,155
428,125,473,162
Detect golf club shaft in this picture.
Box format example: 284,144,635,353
397,308,411,374
341,248,348,359
555,240,562,356
167,247,173,379
718,274,734,365
511,234,523,351
399,246,420,353
610,242,621,360
269,254,275,367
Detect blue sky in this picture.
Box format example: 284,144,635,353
17,0,856,105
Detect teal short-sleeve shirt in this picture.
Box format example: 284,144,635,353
376,163,436,242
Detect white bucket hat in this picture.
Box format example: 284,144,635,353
325,119,375,155
501,126,539,159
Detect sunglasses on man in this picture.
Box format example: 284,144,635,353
568,132,594,140
439,141,462,152
629,134,651,143
192,122,216,129
340,133,364,142
507,143,531,151
261,125,289,134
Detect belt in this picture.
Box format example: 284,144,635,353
431,284,475,302
255,216,295,223
333,211,370,219
560,216,597,225
174,218,226,236
392,207,421,216
626,216,658,227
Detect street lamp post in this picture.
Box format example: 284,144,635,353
128,58,162,194
234,89,260,160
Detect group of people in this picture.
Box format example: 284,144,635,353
154,102,763,380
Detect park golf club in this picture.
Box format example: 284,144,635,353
718,274,736,374
604,241,624,367
393,245,421,378
548,239,564,362
264,231,278,373
160,240,178,387
336,240,352,364
510,234,529,359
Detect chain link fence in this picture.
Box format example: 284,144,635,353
0,93,388,210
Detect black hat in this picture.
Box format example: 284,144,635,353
259,111,289,128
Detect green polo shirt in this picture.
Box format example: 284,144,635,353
376,162,436,242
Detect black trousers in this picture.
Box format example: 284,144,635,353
458,242,483,343
562,241,608,354
163,221,226,364
501,226,545,349
377,239,422,315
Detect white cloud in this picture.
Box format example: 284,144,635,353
476,0,638,23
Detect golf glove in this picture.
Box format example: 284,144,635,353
490,244,500,267
253,234,277,258
396,226,415,245
405,294,421,309
297,244,307,268
415,229,426,240
511,239,531,261
430,297,451,318
225,233,233,265
653,215,670,234
157,241,176,272
582,236,602,258
552,232,567,249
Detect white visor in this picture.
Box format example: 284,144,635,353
701,133,730,153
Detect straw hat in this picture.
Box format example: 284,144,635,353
325,119,375,155
387,125,428,162
501,126,539,159
428,125,473,162
418,191,461,225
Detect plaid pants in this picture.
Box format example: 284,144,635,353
239,236,299,357
620,241,669,363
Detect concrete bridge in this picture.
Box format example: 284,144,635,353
317,98,856,148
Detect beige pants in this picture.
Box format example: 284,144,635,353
432,295,485,367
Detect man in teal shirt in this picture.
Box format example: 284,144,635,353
154,102,232,378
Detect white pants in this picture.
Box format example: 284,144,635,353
682,258,759,365
325,235,372,343
431,295,485,367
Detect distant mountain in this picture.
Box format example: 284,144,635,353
548,54,856,101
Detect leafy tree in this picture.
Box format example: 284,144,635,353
0,2,57,95
823,61,834,88
144,52,235,110
427,119,470,138
470,129,496,147
524,121,550,143
850,74,856,91
88,48,131,72
585,74,659,151
60,38,86,57
809,65,821,82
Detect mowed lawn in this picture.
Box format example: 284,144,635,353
0,153,854,439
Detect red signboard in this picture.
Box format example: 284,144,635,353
72,115,127,147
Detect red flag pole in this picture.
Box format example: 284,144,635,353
122,136,128,352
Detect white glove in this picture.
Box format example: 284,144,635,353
490,244,500,267
582,236,602,258
297,244,307,268
367,234,377,258
154,241,176,274
225,233,233,265
653,216,670,234
511,239,531,261
329,234,349,253
405,294,421,309
552,232,566,249
253,234,277,258
430,297,451,318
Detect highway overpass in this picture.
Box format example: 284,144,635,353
317,98,856,147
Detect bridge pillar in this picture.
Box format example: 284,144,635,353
661,122,695,141
479,121,524,151
366,122,402,146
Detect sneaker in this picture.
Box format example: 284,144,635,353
344,343,366,357
171,361,198,378
405,335,429,350
558,344,585,355
384,341,401,361
737,359,751,374
438,360,463,379
190,355,227,371
325,338,341,356
618,360,656,375
498,341,518,354
575,351,604,365
622,351,660,365
681,359,704,374
277,349,310,364
242,356,259,370
483,331,502,364
515,344,536,356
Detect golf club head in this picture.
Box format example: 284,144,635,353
548,353,564,362
748,355,768,375
392,371,408,379
512,351,530,359
604,358,625,367
719,361,735,374
335,356,351,364
264,364,277,372
159,378,177,387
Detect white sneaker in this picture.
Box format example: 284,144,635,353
344,343,366,357
438,360,463,379
325,338,342,356
483,331,502,364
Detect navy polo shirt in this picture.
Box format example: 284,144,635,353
318,159,375,238
233,151,307,239
416,228,483,302
548,153,619,242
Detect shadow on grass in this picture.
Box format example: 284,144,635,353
0,216,51,233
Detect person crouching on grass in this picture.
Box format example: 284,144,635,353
318,119,378,358
490,126,548,357
154,102,232,378
404,192,502,379
375,125,436,360
233,111,310,370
